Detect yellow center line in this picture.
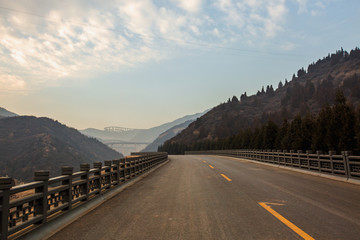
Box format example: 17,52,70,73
259,202,315,240
220,174,232,181
209,165,214,169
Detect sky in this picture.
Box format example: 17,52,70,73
0,0,359,130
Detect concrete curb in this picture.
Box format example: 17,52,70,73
15,160,170,240
214,155,360,186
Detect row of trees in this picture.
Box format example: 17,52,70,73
159,90,360,154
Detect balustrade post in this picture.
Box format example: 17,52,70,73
112,160,120,185
61,166,73,210
104,161,112,189
124,159,129,180
297,150,303,168
80,164,90,201
120,158,126,182
131,159,135,177
139,157,143,174
343,151,353,178
276,150,281,165
328,151,336,174
34,171,49,224
0,177,13,240
134,158,138,175
316,150,323,172
306,150,312,169
94,162,102,194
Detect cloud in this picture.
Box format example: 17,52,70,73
174,0,202,13
0,74,27,92
295,0,308,14
215,0,287,38
0,0,326,92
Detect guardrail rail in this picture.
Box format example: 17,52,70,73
0,152,168,240
185,150,360,180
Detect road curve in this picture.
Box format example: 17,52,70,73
48,155,360,240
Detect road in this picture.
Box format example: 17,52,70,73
49,155,360,240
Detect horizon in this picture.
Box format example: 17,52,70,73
0,0,359,130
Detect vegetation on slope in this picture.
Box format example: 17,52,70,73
0,116,122,182
159,47,360,154
159,90,360,154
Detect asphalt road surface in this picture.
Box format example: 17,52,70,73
48,155,360,240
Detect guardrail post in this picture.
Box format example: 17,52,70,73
112,160,120,185
94,162,102,194
306,150,312,170
343,151,352,178
139,157,143,174
297,150,303,167
80,164,90,201
289,150,295,167
61,166,73,210
328,151,336,174
0,177,13,240
105,161,112,189
276,150,281,165
120,158,126,182
34,171,49,224
316,150,323,172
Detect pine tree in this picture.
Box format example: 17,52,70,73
312,105,332,152
332,89,356,151
301,113,315,150
263,120,278,149
277,119,290,149
278,81,283,89
289,115,303,150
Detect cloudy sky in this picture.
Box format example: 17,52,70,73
0,0,359,130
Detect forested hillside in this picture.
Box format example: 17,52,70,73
159,48,360,154
0,116,122,182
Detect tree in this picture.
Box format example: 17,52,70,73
278,119,290,149
231,96,239,102
263,120,278,149
278,81,283,89
301,113,315,150
332,89,356,151
261,86,265,94
289,114,303,150
312,105,331,151
297,67,306,78
266,85,274,95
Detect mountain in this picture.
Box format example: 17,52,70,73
80,127,143,142
163,48,360,146
0,116,122,182
141,120,194,152
81,111,207,156
81,110,208,144
0,107,18,118
130,111,208,143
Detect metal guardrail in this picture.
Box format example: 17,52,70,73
185,150,360,179
0,152,168,240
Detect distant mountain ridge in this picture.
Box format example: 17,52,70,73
163,47,360,146
0,116,122,182
141,120,194,152
81,110,208,143
0,107,18,118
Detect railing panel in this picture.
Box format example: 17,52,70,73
185,150,358,180
0,152,168,240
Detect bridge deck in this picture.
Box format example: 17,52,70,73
49,155,360,240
